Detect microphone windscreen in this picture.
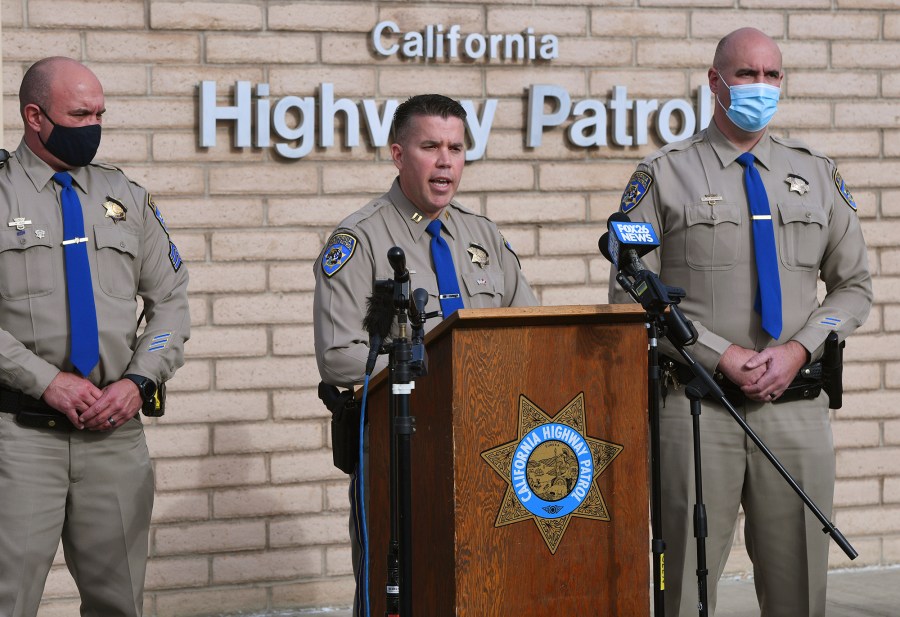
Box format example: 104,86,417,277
598,233,613,263
363,287,394,340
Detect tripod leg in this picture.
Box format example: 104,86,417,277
688,391,710,617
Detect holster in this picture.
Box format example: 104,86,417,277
143,381,166,417
318,382,362,474
822,331,845,409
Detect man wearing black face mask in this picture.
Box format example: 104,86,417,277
0,57,190,616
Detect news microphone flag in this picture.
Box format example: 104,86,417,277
606,215,660,271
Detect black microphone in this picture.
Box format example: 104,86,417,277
408,287,429,327
387,246,409,283
598,211,660,277
362,281,395,375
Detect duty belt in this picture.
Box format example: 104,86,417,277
0,387,73,431
660,356,824,407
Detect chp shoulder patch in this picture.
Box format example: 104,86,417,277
620,171,653,213
833,169,857,211
322,232,358,277
500,233,522,269
146,194,182,272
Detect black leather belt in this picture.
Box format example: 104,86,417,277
661,356,824,406
0,387,73,431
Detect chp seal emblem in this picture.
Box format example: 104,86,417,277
481,392,624,554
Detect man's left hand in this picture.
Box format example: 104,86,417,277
740,340,810,403
79,379,143,431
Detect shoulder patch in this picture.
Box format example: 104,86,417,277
321,232,358,277
833,169,857,212
146,194,182,271
501,233,522,270
620,171,653,213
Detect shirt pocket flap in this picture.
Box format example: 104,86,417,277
0,229,53,252
94,225,139,258
777,202,827,227
462,270,504,296
685,202,742,227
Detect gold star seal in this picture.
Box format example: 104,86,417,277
481,392,624,554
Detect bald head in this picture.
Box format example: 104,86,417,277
713,28,782,75
20,57,101,119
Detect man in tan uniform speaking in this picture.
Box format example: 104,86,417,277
314,94,536,613
608,29,872,616
0,57,190,616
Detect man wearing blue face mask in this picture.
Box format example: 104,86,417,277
609,28,872,616
0,57,190,616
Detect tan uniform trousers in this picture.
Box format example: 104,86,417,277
0,412,154,617
660,390,834,617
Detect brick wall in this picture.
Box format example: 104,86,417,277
2,1,898,615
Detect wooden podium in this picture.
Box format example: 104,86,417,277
366,305,649,616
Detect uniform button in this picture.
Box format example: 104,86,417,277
711,213,718,220
19,238,26,245
806,213,812,219
120,242,126,248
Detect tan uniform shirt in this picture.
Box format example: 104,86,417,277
0,141,190,398
315,178,537,386
609,121,872,371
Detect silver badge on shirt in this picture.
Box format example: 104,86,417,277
786,174,810,195
467,243,490,268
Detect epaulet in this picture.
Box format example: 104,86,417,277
0,149,10,169
770,134,831,162
642,130,707,166
335,194,389,230
446,199,482,220
89,160,149,189
89,161,125,173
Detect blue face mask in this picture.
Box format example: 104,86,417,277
716,72,781,133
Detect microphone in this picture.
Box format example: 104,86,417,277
362,281,395,375
387,246,409,283
408,287,429,327
598,211,660,277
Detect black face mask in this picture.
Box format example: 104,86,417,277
38,107,101,168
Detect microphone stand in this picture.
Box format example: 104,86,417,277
614,268,857,617
381,248,435,617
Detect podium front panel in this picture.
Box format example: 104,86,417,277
367,307,649,616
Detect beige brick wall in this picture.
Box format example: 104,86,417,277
1,1,898,614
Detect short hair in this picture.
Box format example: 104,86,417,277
19,58,57,117
391,94,467,145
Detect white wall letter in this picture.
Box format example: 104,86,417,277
319,83,359,148
273,96,316,159
461,99,497,161
373,21,399,56
527,85,571,148
199,80,251,148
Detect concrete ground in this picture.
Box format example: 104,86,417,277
260,565,900,616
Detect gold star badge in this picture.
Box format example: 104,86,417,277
467,243,489,268
103,196,127,222
481,392,623,554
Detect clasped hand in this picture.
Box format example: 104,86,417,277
41,372,142,430
717,341,809,403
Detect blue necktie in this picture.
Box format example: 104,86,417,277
425,219,464,317
53,172,99,376
736,153,782,339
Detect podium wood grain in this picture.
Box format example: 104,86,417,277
366,305,649,616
